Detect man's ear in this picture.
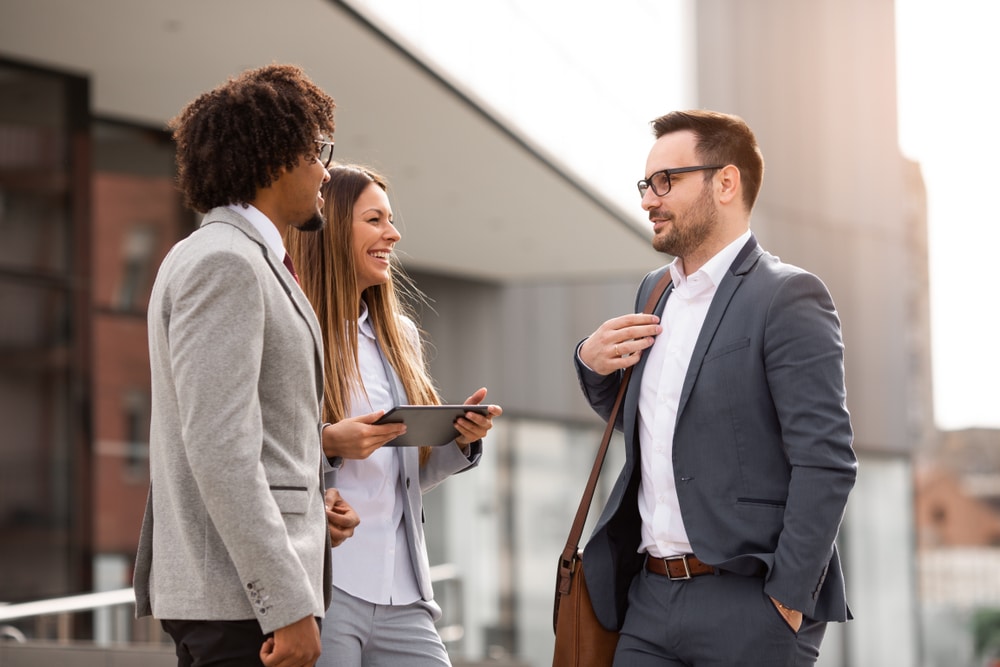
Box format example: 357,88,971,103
717,164,741,205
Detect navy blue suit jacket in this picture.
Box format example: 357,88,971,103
575,236,856,630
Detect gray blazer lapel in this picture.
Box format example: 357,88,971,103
631,270,672,381
386,367,412,476
373,338,414,493
676,235,762,419
378,349,435,597
623,267,673,452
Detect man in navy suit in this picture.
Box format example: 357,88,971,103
575,110,856,666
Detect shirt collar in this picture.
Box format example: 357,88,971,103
669,229,752,291
226,203,285,260
358,300,375,340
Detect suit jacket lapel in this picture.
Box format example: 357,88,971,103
372,337,414,478
630,277,673,389
676,234,762,419
623,268,673,456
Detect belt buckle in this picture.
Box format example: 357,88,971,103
664,555,692,581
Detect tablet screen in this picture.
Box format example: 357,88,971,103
375,405,489,447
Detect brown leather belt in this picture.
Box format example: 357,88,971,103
645,554,717,580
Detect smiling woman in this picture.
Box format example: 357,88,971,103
896,0,1000,429
285,163,502,667
350,180,400,294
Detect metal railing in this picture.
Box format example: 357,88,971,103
0,564,465,650
0,587,162,648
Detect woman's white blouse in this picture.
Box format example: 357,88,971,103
326,302,421,605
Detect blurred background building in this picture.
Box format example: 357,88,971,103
1,1,997,666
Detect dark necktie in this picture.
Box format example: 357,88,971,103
282,252,300,285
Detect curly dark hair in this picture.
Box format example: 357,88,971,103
169,64,336,212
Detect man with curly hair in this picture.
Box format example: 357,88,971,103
133,64,352,667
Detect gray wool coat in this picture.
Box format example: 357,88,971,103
133,207,331,634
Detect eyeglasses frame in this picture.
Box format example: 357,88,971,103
637,165,725,197
315,139,336,169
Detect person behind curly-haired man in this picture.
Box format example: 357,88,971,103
133,64,358,667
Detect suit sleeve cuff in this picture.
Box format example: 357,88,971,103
321,423,343,469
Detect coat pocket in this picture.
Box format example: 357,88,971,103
270,485,309,514
704,336,751,362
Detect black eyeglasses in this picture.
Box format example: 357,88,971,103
315,140,336,169
637,165,724,197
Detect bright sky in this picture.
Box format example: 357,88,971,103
896,0,1000,430
358,0,692,225
356,0,999,431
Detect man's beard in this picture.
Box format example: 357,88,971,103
651,184,716,257
295,210,326,233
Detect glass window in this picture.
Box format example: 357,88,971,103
0,60,88,605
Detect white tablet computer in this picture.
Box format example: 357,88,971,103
375,405,489,447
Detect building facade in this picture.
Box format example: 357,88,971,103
0,1,930,665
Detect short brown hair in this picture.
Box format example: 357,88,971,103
170,64,336,212
651,110,764,211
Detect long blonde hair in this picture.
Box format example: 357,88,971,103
287,165,441,465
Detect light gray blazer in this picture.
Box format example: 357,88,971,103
576,235,857,630
134,207,330,634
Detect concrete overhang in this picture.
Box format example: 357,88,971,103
0,0,661,283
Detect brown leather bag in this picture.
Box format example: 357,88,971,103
552,548,618,666
552,273,671,667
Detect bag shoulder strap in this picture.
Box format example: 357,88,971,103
557,271,672,591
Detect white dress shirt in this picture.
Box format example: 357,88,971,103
226,203,286,259
327,302,421,605
638,230,751,558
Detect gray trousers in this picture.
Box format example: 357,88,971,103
614,568,827,666
317,586,450,667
